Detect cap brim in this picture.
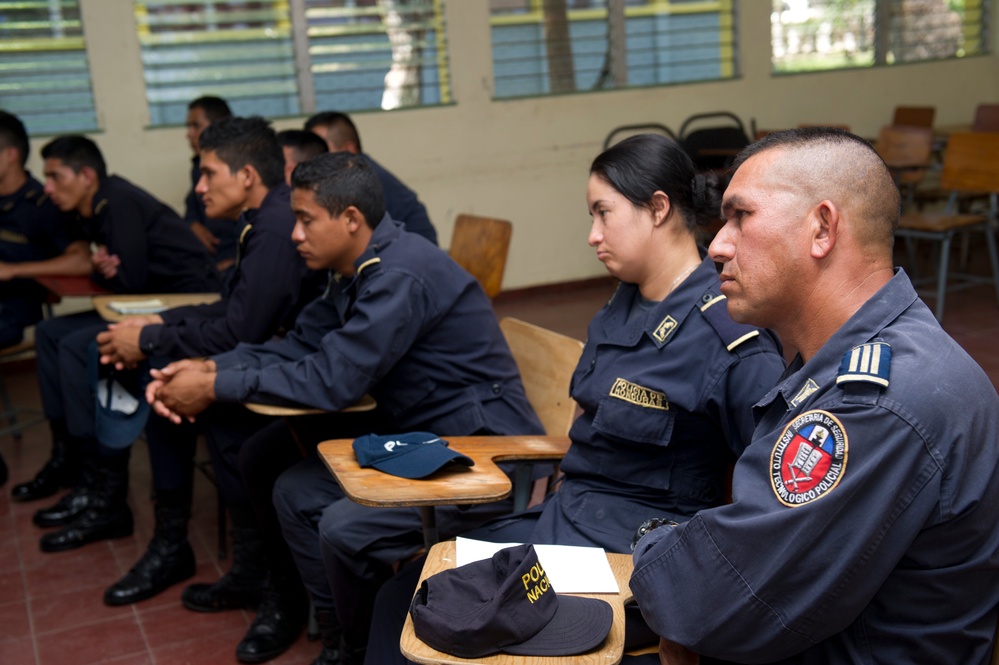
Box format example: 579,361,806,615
372,445,474,479
503,595,613,656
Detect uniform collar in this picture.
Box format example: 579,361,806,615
598,252,719,349
0,173,43,211
756,268,917,412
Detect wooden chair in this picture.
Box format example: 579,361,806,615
874,125,935,210
896,132,999,321
973,104,999,132
892,105,936,128
498,317,583,510
448,214,512,299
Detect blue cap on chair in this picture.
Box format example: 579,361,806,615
88,340,151,449
352,432,473,479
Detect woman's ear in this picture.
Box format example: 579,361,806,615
650,190,672,227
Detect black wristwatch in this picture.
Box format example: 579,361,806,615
631,517,679,551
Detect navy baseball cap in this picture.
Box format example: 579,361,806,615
410,543,613,658
351,432,474,479
87,340,151,449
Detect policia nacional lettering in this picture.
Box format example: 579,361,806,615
609,378,669,411
521,560,551,604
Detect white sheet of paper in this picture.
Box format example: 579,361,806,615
454,537,619,594
108,298,167,314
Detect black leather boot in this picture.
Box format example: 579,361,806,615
33,456,100,527
103,489,195,606
11,422,82,502
310,607,341,665
235,566,308,664
39,454,133,552
182,504,268,612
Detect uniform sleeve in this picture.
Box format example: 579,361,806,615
101,198,151,292
137,228,306,357
214,268,434,410
630,403,943,663
709,339,786,458
30,204,81,255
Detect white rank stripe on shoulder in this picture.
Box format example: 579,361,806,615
836,342,891,387
356,257,381,275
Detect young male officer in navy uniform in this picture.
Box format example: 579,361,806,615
183,95,240,268
277,129,328,186
305,111,438,245
146,152,542,665
11,135,218,517
631,128,999,664
0,110,89,348
31,118,323,608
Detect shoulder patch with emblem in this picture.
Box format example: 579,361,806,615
836,342,891,388
770,410,847,507
699,292,760,352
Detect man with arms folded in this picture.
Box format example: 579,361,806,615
147,152,542,664
630,127,999,664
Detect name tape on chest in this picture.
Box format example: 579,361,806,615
609,378,668,411
770,410,848,507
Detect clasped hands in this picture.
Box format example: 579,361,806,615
144,358,217,425
95,314,163,370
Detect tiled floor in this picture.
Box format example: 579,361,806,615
1,265,997,665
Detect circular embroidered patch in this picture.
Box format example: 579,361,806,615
770,410,848,507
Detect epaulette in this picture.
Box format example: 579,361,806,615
93,198,108,216
836,341,891,388
698,291,760,352
34,192,51,208
356,256,382,276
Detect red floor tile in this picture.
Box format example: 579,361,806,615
35,614,147,665
29,583,133,635
145,626,247,665
0,600,31,642
0,637,38,665
136,601,251,650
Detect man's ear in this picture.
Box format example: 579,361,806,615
79,165,99,189
240,164,259,189
810,200,839,259
343,205,366,231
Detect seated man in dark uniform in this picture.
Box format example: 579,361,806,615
184,95,240,269
0,110,89,347
29,119,324,610
277,129,328,185
305,111,438,245
10,135,218,509
146,152,542,665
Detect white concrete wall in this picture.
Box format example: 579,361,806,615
27,0,999,290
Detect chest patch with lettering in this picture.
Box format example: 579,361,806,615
770,410,847,506
609,378,668,410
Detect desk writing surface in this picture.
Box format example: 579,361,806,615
317,435,571,509
244,394,377,417
400,540,631,665
92,293,221,322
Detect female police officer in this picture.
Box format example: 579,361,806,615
342,134,788,665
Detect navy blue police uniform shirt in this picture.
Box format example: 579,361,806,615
364,155,438,246
184,154,239,264
83,175,218,294
631,269,999,665
0,174,82,334
519,255,785,552
211,215,541,437
137,183,324,359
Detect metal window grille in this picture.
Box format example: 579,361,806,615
134,1,300,126
489,0,738,99
0,0,99,134
771,0,990,74
300,0,450,113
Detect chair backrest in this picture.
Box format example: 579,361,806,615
892,105,936,128
874,125,934,186
603,123,677,150
499,317,583,437
678,111,750,172
940,132,999,194
448,214,512,299
973,104,999,132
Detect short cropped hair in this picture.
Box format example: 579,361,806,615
0,110,30,167
198,116,285,189
733,127,901,247
277,129,329,162
304,111,363,153
291,152,385,229
188,96,232,123
41,135,107,180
